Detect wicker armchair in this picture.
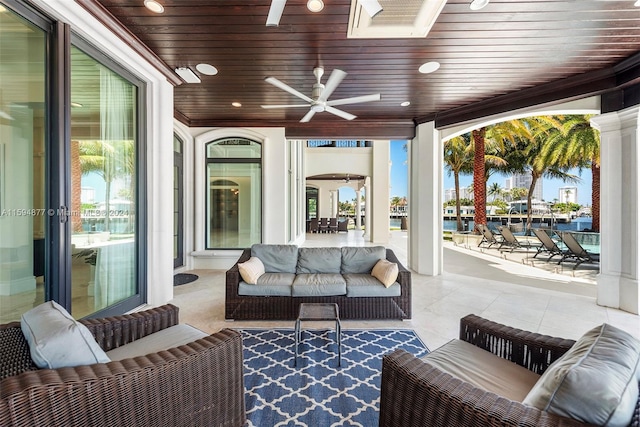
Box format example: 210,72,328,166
0,304,246,427
380,314,640,427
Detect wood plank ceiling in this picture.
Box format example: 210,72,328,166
83,0,640,139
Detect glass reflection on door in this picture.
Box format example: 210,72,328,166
70,46,138,318
0,9,47,322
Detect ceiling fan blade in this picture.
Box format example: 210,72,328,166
358,0,383,18
264,76,313,103
266,0,287,27
260,104,310,109
300,109,317,123
327,93,381,107
318,69,347,102
325,106,356,121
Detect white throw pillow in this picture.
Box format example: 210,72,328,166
238,256,265,284
523,323,640,427
21,301,110,369
371,259,399,288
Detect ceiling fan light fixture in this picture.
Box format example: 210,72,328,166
144,0,164,13
307,0,324,13
469,0,489,10
175,67,201,84
419,61,440,74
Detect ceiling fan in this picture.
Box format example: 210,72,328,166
266,0,383,27
260,67,381,123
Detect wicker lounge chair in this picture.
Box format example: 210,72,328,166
380,314,640,427
329,217,338,233
556,231,600,270
1,304,246,427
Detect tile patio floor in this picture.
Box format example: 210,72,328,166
170,230,639,350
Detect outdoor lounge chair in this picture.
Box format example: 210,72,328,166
1,304,246,427
380,314,640,427
532,228,568,261
496,225,543,253
556,231,600,270
476,223,503,248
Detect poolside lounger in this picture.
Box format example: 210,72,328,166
496,225,543,253
555,231,600,270
531,228,568,261
476,223,503,248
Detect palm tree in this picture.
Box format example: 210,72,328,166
390,196,403,213
471,128,487,229
541,115,600,231
488,182,502,202
511,116,580,233
444,134,473,231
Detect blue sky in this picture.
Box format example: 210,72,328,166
340,140,593,205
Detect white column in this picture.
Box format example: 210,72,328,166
331,190,338,217
355,189,362,230
371,140,390,244
408,121,443,275
363,177,372,240
591,105,639,314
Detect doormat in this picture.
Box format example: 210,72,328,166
173,273,199,286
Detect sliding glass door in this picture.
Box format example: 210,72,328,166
69,42,144,318
0,7,47,323
0,3,146,322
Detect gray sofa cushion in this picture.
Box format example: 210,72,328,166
523,323,640,427
296,247,342,274
238,273,295,296
341,246,386,274
251,244,298,273
106,324,208,361
423,339,541,402
292,274,346,296
344,273,401,297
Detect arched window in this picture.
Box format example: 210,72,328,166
205,138,262,249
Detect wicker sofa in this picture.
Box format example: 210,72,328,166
225,245,411,320
0,304,246,427
380,314,640,427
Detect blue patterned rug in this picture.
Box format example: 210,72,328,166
238,328,430,427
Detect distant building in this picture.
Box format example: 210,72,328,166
444,186,473,202
505,174,543,200
558,186,578,204
81,187,95,203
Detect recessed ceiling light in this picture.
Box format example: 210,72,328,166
307,0,324,13
0,5,7,13
71,102,83,108
400,101,411,107
144,0,164,13
196,63,218,76
232,102,242,108
419,61,440,74
469,0,489,10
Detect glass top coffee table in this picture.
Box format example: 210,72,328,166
294,303,342,367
